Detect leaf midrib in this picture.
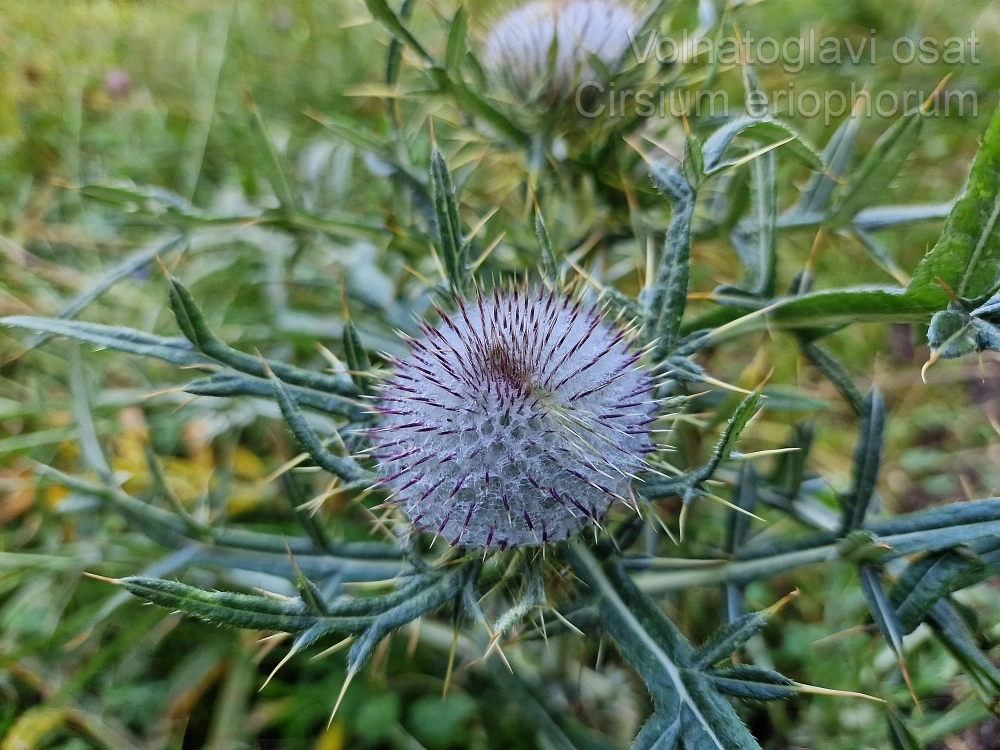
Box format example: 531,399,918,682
575,545,727,750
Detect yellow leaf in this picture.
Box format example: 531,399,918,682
1,705,66,750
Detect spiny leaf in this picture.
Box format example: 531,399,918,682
364,0,434,64
182,373,366,420
858,565,907,664
271,375,369,482
163,271,359,397
794,114,860,216
826,108,924,228
1,316,214,367
841,389,885,532
534,203,559,286
909,103,1000,303
716,150,776,299
645,163,695,360
445,5,468,73
568,542,762,750
115,576,371,633
430,145,468,295
702,665,796,701
346,563,474,673
891,546,989,633
799,341,865,416
692,607,773,669
701,118,822,176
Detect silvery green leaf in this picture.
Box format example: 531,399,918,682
646,164,695,360
826,109,924,228
2,316,213,367
841,389,885,531
702,118,822,176
795,115,859,216
858,565,907,662
702,666,796,701
891,547,988,633
271,375,369,482
799,341,865,416
716,149,776,298
430,145,468,294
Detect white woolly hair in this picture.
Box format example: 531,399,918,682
483,0,641,103
372,287,656,549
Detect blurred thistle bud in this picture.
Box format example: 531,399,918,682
483,0,640,106
372,287,656,549
104,69,131,100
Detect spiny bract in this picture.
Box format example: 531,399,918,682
483,0,640,104
373,287,656,549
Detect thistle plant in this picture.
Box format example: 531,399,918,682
374,286,655,548
483,0,640,105
4,1,1000,748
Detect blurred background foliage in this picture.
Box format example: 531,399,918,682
2,0,1000,748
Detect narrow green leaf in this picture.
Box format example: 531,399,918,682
364,0,434,64
2,316,213,367
246,95,299,212
534,203,559,285
826,109,924,228
725,465,757,554
68,346,113,483
692,608,771,669
885,707,921,750
385,0,417,85
430,146,467,294
702,666,796,701
702,118,822,176
342,316,372,393
858,565,907,661
891,548,987,633
646,164,695,360
795,115,860,216
800,341,865,416
842,389,885,531
927,599,1000,699
717,150,776,298
445,5,468,73
271,375,369,482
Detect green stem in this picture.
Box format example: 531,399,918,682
635,517,1000,594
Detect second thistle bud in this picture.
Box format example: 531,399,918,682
483,0,640,107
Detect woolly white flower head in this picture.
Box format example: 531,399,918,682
372,287,655,549
483,0,640,104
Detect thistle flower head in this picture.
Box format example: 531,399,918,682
483,0,639,104
372,287,655,549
